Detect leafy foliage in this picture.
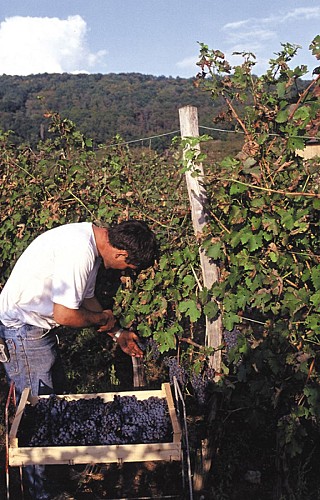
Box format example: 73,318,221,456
0,111,204,354
192,37,320,497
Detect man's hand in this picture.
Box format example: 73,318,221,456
81,298,116,331
115,330,143,358
97,310,116,332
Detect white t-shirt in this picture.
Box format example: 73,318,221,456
0,222,101,329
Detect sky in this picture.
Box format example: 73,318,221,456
0,0,319,79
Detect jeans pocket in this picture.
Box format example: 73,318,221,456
4,339,19,375
25,325,51,340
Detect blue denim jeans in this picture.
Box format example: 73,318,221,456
0,323,65,397
1,323,67,499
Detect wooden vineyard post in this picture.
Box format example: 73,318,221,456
179,105,222,376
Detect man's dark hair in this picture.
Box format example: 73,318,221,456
108,220,158,270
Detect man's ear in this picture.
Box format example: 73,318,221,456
115,249,128,260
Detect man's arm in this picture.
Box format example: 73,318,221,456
82,296,104,312
54,300,143,357
53,302,115,329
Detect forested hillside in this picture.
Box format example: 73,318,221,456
0,73,225,149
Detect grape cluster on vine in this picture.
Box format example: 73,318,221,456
137,337,161,361
223,328,241,351
163,355,216,405
163,357,188,387
190,367,215,405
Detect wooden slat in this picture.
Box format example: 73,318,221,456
162,383,182,443
28,389,165,404
9,442,181,466
9,388,30,443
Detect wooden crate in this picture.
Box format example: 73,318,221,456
8,383,182,467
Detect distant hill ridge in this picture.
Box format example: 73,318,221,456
0,73,222,149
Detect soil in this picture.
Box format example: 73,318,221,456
4,461,186,499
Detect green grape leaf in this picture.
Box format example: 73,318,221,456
203,300,219,320
178,299,201,322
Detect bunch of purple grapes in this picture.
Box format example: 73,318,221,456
19,394,172,447
137,337,161,361
190,367,215,405
162,354,217,405
223,328,241,351
163,357,188,387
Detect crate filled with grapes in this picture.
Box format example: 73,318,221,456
8,383,182,466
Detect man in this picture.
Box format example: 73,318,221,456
0,219,158,397
0,219,158,499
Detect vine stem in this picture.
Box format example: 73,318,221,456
67,189,95,218
190,264,203,291
223,406,251,423
279,74,320,157
208,209,231,234
179,337,203,348
225,96,251,139
224,178,320,198
143,213,177,228
297,358,316,405
288,74,320,121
